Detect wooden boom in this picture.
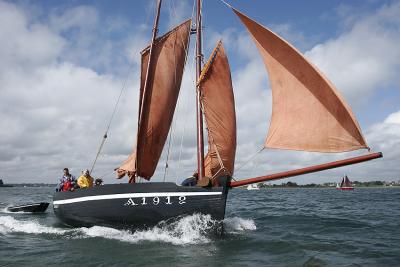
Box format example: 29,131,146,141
229,152,383,188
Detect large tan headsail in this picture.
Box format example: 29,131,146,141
117,20,191,180
232,9,368,152
199,41,236,178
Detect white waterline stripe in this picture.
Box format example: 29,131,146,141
53,191,223,205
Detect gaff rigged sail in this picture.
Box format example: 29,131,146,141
343,175,352,187
199,41,236,178
117,19,191,180
232,9,368,153
340,177,345,187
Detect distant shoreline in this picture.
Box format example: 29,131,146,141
239,186,400,189
0,183,57,187
1,182,399,189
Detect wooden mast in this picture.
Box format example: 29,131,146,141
195,0,205,181
135,0,162,180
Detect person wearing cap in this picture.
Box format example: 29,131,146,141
77,169,94,189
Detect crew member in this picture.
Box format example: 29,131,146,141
57,168,76,192
95,178,103,186
77,169,94,189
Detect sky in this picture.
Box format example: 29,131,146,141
0,0,399,184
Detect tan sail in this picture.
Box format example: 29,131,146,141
199,41,236,179
116,151,136,178
117,19,191,180
232,9,368,152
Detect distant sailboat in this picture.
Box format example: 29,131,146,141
53,0,381,228
247,184,259,190
337,175,355,190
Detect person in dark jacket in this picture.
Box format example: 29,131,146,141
57,168,77,192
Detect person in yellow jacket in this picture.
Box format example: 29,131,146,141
77,169,94,189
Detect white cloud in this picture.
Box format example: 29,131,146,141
0,1,64,71
49,5,99,32
0,61,140,180
384,111,400,124
306,2,400,106
0,0,399,185
165,0,191,29
367,110,400,158
0,1,143,182
200,1,400,184
110,0,400,184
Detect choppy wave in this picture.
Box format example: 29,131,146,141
1,206,46,214
81,214,217,245
0,216,69,235
0,214,256,245
224,216,257,232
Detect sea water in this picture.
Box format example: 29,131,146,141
0,186,399,266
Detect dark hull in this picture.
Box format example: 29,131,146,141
53,182,229,228
7,202,49,213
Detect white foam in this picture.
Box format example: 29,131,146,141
224,217,257,232
0,214,215,245
0,214,256,244
0,216,69,235
0,207,9,213
80,214,214,245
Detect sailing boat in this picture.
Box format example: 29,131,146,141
337,175,355,190
247,184,260,190
53,0,382,228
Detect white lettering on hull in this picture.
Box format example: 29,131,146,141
124,196,187,206
54,192,222,205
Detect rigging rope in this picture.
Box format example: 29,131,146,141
163,0,178,182
172,0,197,184
90,68,131,174
234,147,265,172
176,32,197,183
97,170,115,179
163,122,174,182
93,3,154,179
250,150,262,180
